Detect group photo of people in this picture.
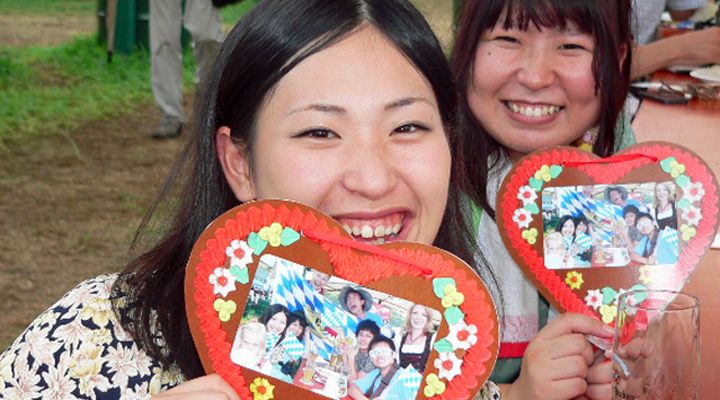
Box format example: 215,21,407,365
542,182,680,269
231,254,442,399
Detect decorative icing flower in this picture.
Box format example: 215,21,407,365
669,160,686,178
513,208,533,229
441,284,465,308
250,377,275,400
209,267,237,297
423,373,446,397
683,181,705,203
578,142,593,152
213,299,237,322
447,320,478,350
522,228,538,245
259,222,284,247
585,289,603,310
226,239,254,268
680,224,697,241
517,186,538,205
600,304,618,324
638,265,653,285
434,352,463,381
565,271,584,290
681,206,702,226
534,165,552,182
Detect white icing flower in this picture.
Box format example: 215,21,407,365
585,289,603,310
446,320,478,350
517,186,538,205
226,239,254,269
433,352,463,381
682,181,705,203
681,206,702,226
513,208,533,229
209,267,237,297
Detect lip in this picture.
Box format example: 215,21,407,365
502,99,564,126
333,209,413,243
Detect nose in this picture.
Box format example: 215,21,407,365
516,47,557,90
341,139,398,199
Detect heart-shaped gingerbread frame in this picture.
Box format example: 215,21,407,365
496,142,719,321
185,200,499,399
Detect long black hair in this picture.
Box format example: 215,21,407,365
451,0,633,220
113,0,471,379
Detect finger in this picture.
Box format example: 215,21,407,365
540,334,595,365
548,377,588,400
538,313,614,340
545,355,590,381
585,383,612,400
586,359,613,384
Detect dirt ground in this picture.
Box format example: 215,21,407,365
0,2,453,351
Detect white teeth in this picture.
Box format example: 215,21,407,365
393,223,401,234
507,101,560,118
343,225,352,235
374,225,386,238
352,226,360,236
361,226,374,239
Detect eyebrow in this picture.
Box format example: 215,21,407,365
287,97,433,116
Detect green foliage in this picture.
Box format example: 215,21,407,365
221,0,261,26
0,35,196,142
0,0,94,14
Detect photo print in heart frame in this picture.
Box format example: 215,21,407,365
496,143,719,324
185,200,499,400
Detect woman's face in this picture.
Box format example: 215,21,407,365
656,185,669,202
286,320,303,337
219,26,451,246
625,212,637,226
467,19,600,160
561,219,575,237
409,305,429,330
609,190,625,205
266,312,287,335
576,221,587,234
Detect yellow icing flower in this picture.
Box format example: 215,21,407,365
213,299,237,322
565,271,584,290
423,373,446,397
441,284,465,308
680,224,696,241
669,160,686,178
522,228,538,245
258,222,284,247
250,377,275,400
600,304,618,324
534,165,552,182
579,143,594,152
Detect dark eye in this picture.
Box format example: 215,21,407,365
495,35,520,44
293,128,339,139
559,43,588,51
393,123,429,135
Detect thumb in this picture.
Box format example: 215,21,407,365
538,313,614,340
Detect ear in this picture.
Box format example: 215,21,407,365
216,126,256,202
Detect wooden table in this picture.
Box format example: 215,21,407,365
632,70,720,398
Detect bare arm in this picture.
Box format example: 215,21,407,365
632,27,720,79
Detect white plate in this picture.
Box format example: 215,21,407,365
690,66,720,83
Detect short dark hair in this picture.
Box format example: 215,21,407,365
369,335,396,352
623,205,640,218
356,319,381,337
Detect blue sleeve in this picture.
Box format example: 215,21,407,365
354,368,379,394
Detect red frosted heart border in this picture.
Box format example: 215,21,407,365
497,143,719,317
187,201,498,399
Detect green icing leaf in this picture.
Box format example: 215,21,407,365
675,174,691,189
230,266,250,284
550,165,563,178
677,198,692,210
529,177,543,192
432,278,456,299
629,284,649,303
280,227,301,246
433,338,454,353
444,306,464,325
248,232,268,256
524,202,540,214
660,157,677,173
602,287,618,305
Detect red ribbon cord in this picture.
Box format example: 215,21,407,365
564,152,659,167
302,229,435,277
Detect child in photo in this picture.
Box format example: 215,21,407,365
544,232,568,269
